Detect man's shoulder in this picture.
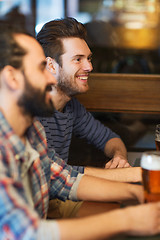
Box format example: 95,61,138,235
30,119,47,143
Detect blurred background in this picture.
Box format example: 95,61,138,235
1,0,160,166
1,0,160,74
0,0,160,74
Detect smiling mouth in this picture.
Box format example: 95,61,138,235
77,76,88,81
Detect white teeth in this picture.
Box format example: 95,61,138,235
78,76,88,80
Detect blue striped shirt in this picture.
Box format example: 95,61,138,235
39,98,119,173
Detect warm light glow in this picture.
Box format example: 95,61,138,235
125,22,144,29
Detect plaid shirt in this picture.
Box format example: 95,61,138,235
0,111,79,239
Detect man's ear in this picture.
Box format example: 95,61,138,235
2,65,21,90
46,57,56,74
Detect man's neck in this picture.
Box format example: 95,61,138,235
0,104,32,144
52,87,71,112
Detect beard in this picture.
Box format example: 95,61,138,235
57,68,89,97
18,74,55,118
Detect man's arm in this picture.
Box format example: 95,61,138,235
84,166,142,183
76,174,143,203
57,175,160,239
72,99,129,169
57,202,160,240
104,137,130,168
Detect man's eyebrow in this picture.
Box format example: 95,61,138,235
72,53,93,58
72,54,84,58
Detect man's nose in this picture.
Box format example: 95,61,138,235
84,60,93,72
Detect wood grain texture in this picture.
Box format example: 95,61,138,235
76,73,160,114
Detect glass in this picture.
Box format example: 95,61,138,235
155,124,160,151
140,151,160,203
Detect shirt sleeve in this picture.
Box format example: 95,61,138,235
48,149,80,201
71,165,84,174
68,173,84,201
37,220,60,240
72,98,120,151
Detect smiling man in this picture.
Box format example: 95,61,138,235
53,37,92,96
37,17,129,171
36,17,133,220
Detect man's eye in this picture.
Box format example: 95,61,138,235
88,57,92,62
76,58,81,62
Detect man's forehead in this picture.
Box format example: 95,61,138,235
62,37,91,56
14,33,42,54
14,33,32,48
14,33,46,61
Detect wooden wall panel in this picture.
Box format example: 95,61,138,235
76,73,160,114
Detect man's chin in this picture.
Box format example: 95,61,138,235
80,85,89,93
